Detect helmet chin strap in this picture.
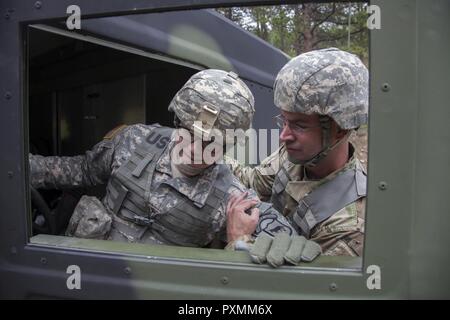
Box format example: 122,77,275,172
288,116,350,168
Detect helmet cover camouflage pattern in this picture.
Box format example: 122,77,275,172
274,48,368,130
168,69,255,137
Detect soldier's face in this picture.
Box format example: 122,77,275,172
279,110,324,161
174,129,222,170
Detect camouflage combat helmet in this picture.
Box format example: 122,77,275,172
274,47,368,130
168,69,255,139
274,48,369,167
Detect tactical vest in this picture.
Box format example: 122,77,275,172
270,163,367,238
104,126,233,247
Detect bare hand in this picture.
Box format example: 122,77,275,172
226,191,260,243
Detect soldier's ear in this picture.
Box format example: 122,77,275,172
333,123,348,140
337,128,348,139
321,117,349,142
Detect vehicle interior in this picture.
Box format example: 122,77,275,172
28,26,197,236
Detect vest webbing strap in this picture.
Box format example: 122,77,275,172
292,168,366,238
106,126,172,223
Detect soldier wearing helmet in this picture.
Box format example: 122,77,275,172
29,69,302,251
228,48,368,257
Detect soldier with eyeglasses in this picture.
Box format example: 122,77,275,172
228,48,368,258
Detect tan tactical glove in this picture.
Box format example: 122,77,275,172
249,232,322,268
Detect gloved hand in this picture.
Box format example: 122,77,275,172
249,232,321,268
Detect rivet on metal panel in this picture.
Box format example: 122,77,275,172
40,257,47,265
5,92,11,100
378,181,388,190
220,276,229,285
34,1,42,9
381,83,391,92
329,283,338,292
7,171,13,178
124,267,131,275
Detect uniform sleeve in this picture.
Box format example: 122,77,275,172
221,176,297,251
310,198,366,257
215,177,254,244
29,143,113,189
29,125,130,189
225,145,287,201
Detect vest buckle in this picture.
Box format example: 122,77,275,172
133,215,154,226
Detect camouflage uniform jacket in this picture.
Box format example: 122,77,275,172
229,142,366,256
30,124,258,247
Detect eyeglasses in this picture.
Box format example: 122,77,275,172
274,114,321,133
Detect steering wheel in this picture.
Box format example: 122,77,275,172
30,185,57,235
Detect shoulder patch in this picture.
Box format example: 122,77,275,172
103,124,127,140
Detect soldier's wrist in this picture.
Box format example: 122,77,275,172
225,234,254,251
